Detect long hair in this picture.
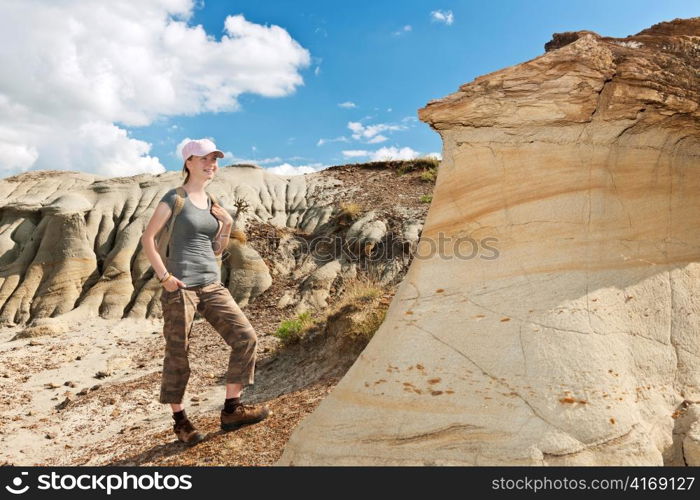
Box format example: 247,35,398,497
182,156,192,185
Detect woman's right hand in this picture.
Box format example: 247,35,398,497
163,276,186,292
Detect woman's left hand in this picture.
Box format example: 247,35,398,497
211,203,234,226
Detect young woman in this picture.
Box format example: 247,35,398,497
141,138,269,445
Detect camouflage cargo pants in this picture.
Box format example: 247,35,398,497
159,280,257,404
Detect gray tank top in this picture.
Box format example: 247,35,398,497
158,187,221,287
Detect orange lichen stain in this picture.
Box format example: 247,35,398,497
591,298,598,302
500,317,511,322
402,382,413,387
373,379,387,385
610,418,616,424
405,310,414,315
672,408,686,419
427,378,441,385
416,364,425,370
559,397,576,404
578,400,588,405
435,289,445,293
431,391,443,396
473,314,485,319
484,396,492,400
618,397,624,401
414,389,423,394
445,390,454,394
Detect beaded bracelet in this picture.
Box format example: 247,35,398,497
159,271,170,283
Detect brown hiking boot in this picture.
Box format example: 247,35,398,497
173,417,203,445
220,404,271,431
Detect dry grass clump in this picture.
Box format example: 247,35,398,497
339,201,363,219
396,157,440,176
273,275,390,346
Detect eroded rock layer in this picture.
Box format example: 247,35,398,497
279,18,700,465
0,164,428,330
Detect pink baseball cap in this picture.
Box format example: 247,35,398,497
181,138,224,172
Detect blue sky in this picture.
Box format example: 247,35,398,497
0,0,697,177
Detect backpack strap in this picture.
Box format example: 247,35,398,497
207,191,225,259
156,187,187,263
174,186,187,216
207,191,219,206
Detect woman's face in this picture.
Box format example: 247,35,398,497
187,152,219,180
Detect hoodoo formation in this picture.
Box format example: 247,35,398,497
279,19,700,465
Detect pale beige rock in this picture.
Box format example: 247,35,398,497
295,260,342,313
279,19,700,465
224,240,272,308
685,415,700,466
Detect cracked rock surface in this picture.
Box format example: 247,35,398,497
279,18,700,465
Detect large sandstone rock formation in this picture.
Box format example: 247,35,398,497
279,18,700,465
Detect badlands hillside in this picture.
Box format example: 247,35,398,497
0,159,437,465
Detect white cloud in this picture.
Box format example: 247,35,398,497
266,162,326,176
0,141,39,175
425,152,442,160
314,66,321,76
347,121,407,142
342,146,421,162
317,136,349,146
0,1,310,177
367,135,388,144
392,25,412,36
338,101,357,109
342,150,370,158
431,10,454,25
370,146,420,161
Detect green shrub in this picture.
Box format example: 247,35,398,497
420,168,437,183
274,311,315,344
419,194,433,203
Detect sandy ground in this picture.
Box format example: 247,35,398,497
0,316,328,466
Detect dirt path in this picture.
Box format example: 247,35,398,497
0,316,332,466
